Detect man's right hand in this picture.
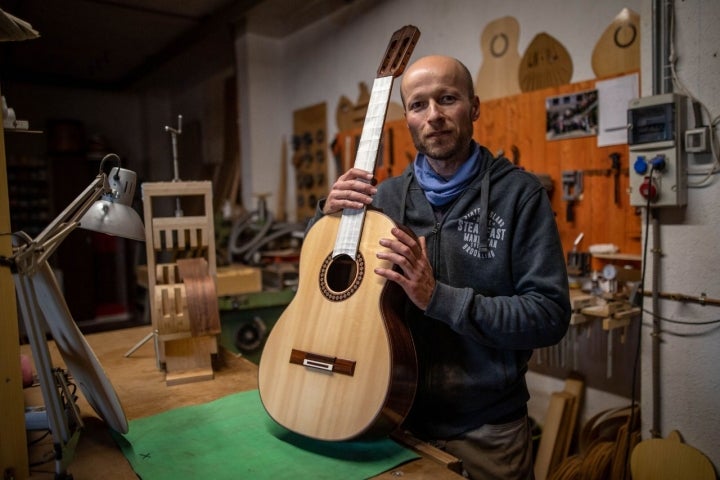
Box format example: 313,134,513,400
323,168,377,214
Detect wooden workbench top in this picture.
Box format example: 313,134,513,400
21,325,461,479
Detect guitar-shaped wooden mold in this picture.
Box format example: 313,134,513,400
258,25,421,442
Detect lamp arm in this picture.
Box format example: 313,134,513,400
33,173,106,248
33,221,80,267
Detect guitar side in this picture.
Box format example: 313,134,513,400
258,210,417,441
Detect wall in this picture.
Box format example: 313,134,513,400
638,0,720,466
237,0,720,468
241,0,647,218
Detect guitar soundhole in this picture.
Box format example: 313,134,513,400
319,252,365,301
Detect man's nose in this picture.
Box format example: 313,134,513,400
426,101,445,122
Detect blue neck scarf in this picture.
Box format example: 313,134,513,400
413,141,482,206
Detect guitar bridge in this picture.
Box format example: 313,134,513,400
290,349,356,376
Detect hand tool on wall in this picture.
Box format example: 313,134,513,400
562,170,583,222
578,151,624,206
609,152,621,205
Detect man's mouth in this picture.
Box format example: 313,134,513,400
426,130,451,140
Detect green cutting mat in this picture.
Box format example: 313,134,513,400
112,389,418,479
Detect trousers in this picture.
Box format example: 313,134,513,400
431,415,534,480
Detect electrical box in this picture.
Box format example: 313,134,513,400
627,93,688,207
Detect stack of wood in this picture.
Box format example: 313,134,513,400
543,404,641,480
534,376,585,480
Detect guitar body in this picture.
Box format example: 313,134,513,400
258,210,417,441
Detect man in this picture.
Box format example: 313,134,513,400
315,55,571,479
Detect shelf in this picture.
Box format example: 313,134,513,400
592,253,642,262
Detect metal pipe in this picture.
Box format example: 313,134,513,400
652,0,674,95
650,210,662,438
649,0,675,440
642,290,720,307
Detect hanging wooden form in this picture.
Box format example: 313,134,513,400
592,8,641,78
519,32,573,92
475,16,522,100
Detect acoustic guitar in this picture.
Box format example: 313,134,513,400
258,25,421,442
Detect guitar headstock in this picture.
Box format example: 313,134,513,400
377,25,421,78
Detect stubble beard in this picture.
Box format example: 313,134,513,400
412,129,468,164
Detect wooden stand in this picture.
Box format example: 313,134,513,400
141,181,220,385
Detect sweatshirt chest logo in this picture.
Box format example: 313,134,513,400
457,208,507,259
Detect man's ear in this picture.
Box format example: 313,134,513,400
471,96,480,121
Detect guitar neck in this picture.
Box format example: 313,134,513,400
333,75,394,258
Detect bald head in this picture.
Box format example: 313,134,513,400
400,56,475,108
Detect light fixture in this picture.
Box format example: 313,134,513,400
79,163,145,241
8,153,145,477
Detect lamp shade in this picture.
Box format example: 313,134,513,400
79,167,145,242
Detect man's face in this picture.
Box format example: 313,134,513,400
401,57,479,168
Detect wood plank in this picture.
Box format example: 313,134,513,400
0,100,30,478
391,430,463,474
534,391,570,480
549,391,577,473
561,377,585,458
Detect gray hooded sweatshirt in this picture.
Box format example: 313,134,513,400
313,141,570,438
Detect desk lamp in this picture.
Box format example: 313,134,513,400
9,153,144,477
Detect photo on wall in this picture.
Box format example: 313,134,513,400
545,89,598,140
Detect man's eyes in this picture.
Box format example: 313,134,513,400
408,96,458,111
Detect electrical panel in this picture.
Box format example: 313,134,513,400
627,93,688,207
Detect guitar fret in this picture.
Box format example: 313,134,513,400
334,75,394,258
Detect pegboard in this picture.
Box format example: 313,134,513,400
292,103,328,222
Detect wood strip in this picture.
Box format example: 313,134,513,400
550,391,577,472
177,257,221,337
534,391,570,480
561,377,585,460
391,430,463,474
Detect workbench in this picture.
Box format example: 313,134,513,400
21,325,462,479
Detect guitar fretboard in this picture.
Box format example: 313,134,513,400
333,75,394,258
